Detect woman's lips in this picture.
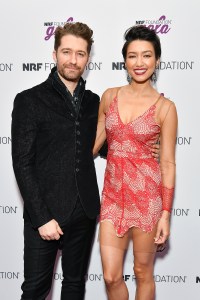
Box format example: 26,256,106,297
134,68,147,75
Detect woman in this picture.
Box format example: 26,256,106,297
93,25,177,300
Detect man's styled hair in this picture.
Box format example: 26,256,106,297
54,22,94,54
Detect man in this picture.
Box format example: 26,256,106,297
12,22,100,300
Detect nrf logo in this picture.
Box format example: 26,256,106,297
123,275,135,281
154,275,187,283
112,62,125,70
196,277,200,283
0,272,20,279
158,61,194,70
22,63,56,71
172,208,189,216
0,206,18,214
0,137,11,144
22,62,102,72
44,17,74,41
176,136,192,145
0,63,13,71
135,15,172,34
23,63,43,71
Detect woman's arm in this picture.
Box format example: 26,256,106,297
93,89,111,156
155,100,178,245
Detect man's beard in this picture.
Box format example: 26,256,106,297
58,64,83,82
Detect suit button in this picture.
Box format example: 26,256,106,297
76,168,79,172
76,159,80,163
76,131,80,135
76,140,80,145
75,121,80,126
70,113,74,117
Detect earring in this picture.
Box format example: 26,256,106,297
151,71,157,82
151,67,158,83
127,72,132,84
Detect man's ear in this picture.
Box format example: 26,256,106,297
53,51,57,63
86,54,90,65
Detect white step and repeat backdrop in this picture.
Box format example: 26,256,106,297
0,0,199,299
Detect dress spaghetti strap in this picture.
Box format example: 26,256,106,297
160,100,174,128
155,95,165,117
116,87,121,98
105,87,121,114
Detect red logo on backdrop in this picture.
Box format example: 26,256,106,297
44,17,74,41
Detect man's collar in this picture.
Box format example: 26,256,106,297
50,66,85,95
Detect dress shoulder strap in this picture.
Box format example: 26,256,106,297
156,97,174,128
116,87,121,99
155,95,165,116
105,87,121,114
153,94,163,106
161,100,174,127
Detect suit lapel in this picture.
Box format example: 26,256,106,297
40,69,91,120
40,79,75,120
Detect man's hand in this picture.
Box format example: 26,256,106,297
151,143,160,161
38,219,64,241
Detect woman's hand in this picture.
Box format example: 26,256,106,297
151,143,160,161
154,211,170,246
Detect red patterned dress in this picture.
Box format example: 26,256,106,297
100,96,162,237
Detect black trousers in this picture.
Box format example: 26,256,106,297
21,199,97,300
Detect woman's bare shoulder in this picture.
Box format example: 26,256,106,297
101,86,121,99
100,87,120,111
159,96,177,124
160,96,175,107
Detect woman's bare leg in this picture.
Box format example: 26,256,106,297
132,226,157,300
100,221,129,300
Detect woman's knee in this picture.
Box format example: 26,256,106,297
103,271,123,288
134,263,153,281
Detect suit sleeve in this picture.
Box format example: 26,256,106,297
98,140,108,158
11,93,53,228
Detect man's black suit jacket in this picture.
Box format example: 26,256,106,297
11,69,101,229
